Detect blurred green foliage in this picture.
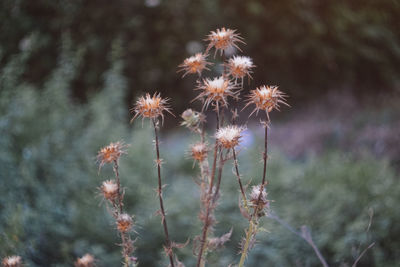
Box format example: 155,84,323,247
1,0,399,111
0,37,399,266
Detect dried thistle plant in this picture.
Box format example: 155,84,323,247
205,27,245,56
130,92,173,124
130,92,179,267
178,53,211,78
194,76,239,112
2,256,22,267
225,56,254,85
97,141,137,267
179,27,250,267
236,86,288,267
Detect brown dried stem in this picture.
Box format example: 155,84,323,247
238,112,269,267
152,118,175,267
112,160,134,267
196,108,221,267
232,148,250,214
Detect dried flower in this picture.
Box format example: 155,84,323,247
250,185,269,212
226,56,254,80
74,254,95,267
190,143,209,162
178,53,211,77
117,213,133,233
216,125,245,149
205,27,244,56
130,92,173,123
101,180,118,201
97,141,127,170
244,85,288,119
2,256,22,267
194,76,238,110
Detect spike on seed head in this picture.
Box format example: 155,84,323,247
178,53,211,77
226,56,254,80
216,125,245,149
117,213,133,233
194,76,238,111
243,85,288,119
97,141,128,170
2,256,22,267
205,27,245,56
74,254,95,267
130,92,173,123
100,180,118,201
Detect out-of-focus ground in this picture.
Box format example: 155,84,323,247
267,91,400,162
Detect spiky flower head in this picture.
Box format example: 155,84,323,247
250,185,269,212
2,256,22,267
195,76,238,110
117,213,133,233
100,180,118,201
97,141,128,170
205,27,244,56
178,53,211,77
190,143,209,162
216,125,245,149
244,85,288,119
226,56,254,80
74,254,95,267
130,92,173,123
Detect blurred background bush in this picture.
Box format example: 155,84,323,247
0,0,399,266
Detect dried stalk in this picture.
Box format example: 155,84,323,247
196,109,221,267
238,113,269,267
152,118,175,267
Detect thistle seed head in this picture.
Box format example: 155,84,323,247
74,254,95,267
130,92,173,123
250,185,269,212
178,53,211,77
215,125,245,149
2,256,22,267
97,141,128,170
195,76,238,110
226,55,254,80
244,85,288,119
100,180,118,201
117,213,133,233
205,27,244,56
190,143,209,162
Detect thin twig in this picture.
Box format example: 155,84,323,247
152,118,175,267
269,212,329,267
352,242,375,267
232,147,250,214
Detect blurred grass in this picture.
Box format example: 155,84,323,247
0,35,399,267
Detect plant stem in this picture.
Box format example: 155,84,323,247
152,119,175,267
232,148,249,213
112,160,130,266
238,113,269,267
196,110,220,267
113,161,123,214
239,221,255,267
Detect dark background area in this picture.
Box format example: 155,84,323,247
1,0,399,109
